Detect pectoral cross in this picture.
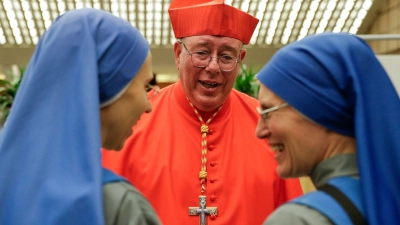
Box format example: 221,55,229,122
189,196,218,225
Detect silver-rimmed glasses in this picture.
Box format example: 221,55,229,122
146,84,160,99
257,103,289,120
178,40,240,72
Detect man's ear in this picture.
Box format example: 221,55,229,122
173,41,182,70
239,48,247,62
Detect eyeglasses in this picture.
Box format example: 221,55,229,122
178,40,240,72
257,103,289,120
146,84,160,99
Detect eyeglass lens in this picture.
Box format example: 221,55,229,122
180,41,238,72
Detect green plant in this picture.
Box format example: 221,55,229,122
234,64,259,98
0,66,25,125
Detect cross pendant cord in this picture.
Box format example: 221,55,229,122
187,98,223,194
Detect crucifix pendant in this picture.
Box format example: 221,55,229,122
189,196,218,225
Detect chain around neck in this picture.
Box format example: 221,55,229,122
187,98,223,194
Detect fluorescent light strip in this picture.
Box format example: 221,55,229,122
250,23,260,45
316,9,332,34
345,0,355,11
338,10,349,26
241,1,250,12
266,0,284,44
347,0,373,34
233,1,240,9
3,0,12,11
253,1,268,45
298,0,319,40
85,0,93,8
111,1,119,17
154,29,161,37
75,0,83,9
0,27,6,44
281,0,302,44
139,21,145,30
120,12,127,20
40,1,48,11
0,0,376,47
138,2,145,11
29,29,37,40
26,18,34,28
363,0,373,10
155,37,161,45
102,2,109,11
146,2,154,42
24,0,36,43
39,1,52,30
93,2,101,9
5,0,24,45
163,21,169,31
58,1,66,14
170,35,175,45
5,25,15,44
147,1,154,11
128,2,135,21
250,1,257,12
163,9,169,20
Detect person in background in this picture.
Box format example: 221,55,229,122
102,0,303,224
0,8,161,225
256,32,400,225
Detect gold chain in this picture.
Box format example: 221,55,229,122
187,99,222,194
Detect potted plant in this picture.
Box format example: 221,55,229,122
234,64,259,98
0,66,25,127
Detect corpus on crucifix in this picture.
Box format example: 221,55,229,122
189,195,217,225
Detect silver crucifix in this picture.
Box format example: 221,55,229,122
188,195,218,225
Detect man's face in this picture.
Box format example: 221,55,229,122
173,35,246,112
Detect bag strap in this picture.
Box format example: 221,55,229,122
320,183,367,225
102,167,128,184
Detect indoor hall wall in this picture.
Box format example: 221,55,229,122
367,0,400,53
377,55,400,96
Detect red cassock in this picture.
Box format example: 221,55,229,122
102,80,303,225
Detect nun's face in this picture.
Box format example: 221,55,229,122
100,52,153,150
255,84,330,178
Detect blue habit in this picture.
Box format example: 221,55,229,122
257,32,400,225
0,8,149,225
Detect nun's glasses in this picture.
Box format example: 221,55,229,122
257,103,289,120
146,84,160,99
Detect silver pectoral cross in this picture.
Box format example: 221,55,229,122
188,195,218,225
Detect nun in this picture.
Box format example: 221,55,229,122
256,32,400,225
0,8,161,225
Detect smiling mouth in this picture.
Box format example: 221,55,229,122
199,80,219,89
271,145,284,152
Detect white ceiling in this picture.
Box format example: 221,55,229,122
0,0,382,81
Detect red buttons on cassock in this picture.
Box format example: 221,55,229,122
211,214,217,220
208,145,214,151
210,195,217,201
210,161,217,167
210,179,216,183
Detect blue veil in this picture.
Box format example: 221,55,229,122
257,32,400,224
0,8,149,224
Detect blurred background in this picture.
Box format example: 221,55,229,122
0,0,399,87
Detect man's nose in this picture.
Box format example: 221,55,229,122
206,56,220,72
